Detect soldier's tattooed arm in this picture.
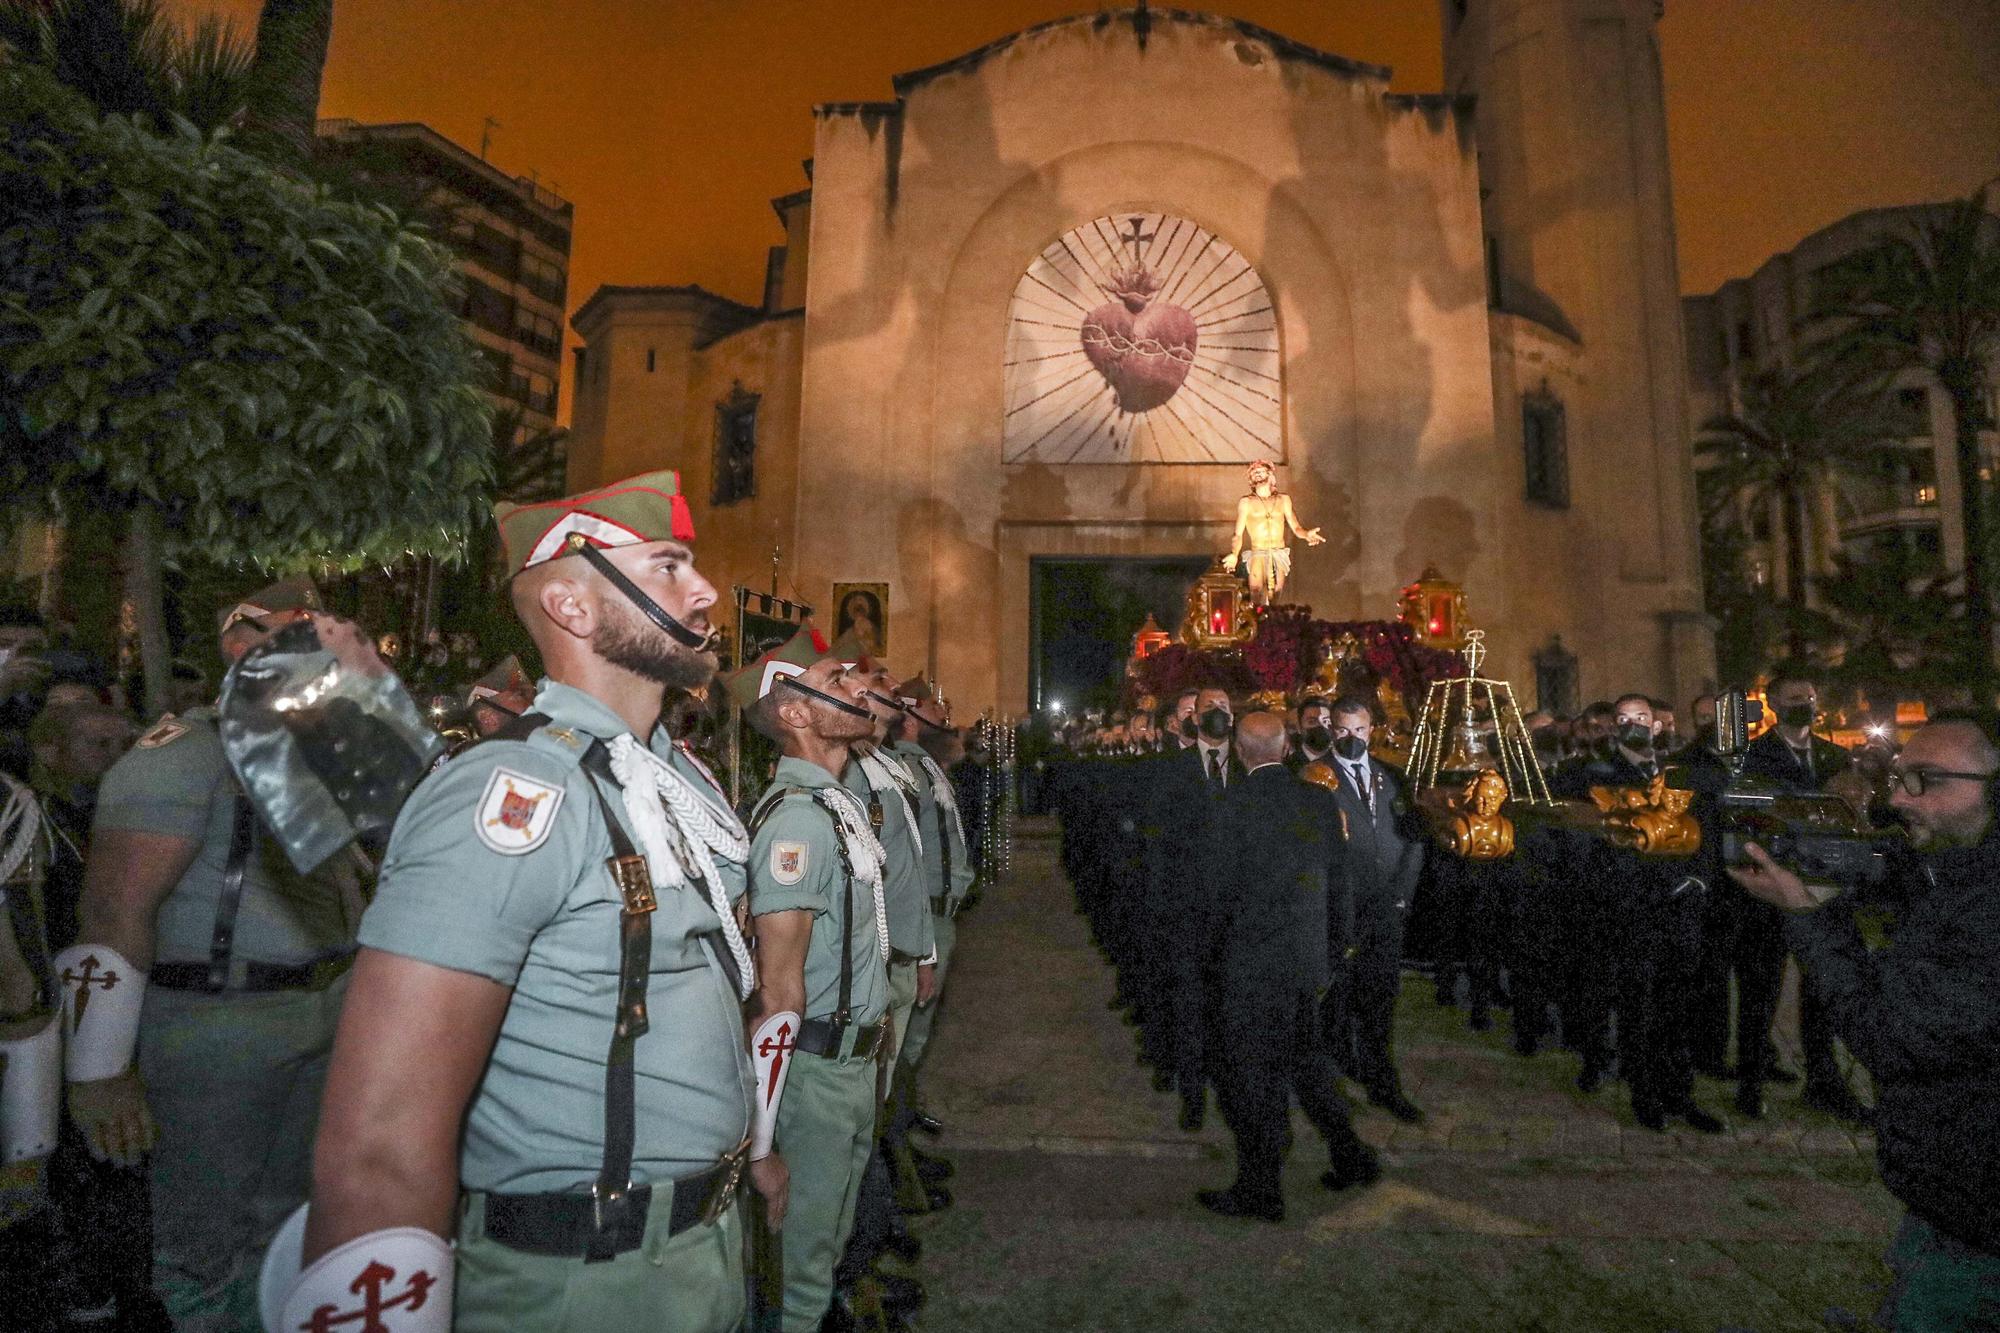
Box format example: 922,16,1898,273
74,828,201,971
302,947,511,1267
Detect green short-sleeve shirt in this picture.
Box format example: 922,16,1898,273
844,747,934,957
358,681,753,1193
92,708,352,965
892,739,975,903
749,756,888,1025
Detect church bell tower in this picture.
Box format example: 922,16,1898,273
1442,0,1711,703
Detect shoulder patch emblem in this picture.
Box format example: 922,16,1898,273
476,767,565,855
135,715,187,750
770,840,808,886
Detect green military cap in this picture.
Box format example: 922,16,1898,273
217,576,321,634
493,470,696,580
720,623,830,711
895,673,936,705
465,655,530,707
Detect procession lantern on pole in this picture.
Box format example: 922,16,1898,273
1398,564,1468,650
1130,613,1173,662
1180,557,1259,650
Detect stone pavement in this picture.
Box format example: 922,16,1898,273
908,819,1898,1331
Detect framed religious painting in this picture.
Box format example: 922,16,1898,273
831,582,888,658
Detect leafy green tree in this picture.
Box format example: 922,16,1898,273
1695,365,1895,659
0,63,493,712
0,0,254,131
1813,542,1968,703
1823,190,2000,702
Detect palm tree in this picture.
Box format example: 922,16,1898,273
1823,190,2000,701
243,0,332,159
1814,543,1967,702
0,0,254,131
1696,365,1896,658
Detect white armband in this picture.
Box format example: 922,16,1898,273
749,1010,801,1161
52,944,145,1083
0,1014,60,1164
262,1203,453,1333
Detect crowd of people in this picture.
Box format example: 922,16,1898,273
1042,673,2000,1326
0,469,1006,1333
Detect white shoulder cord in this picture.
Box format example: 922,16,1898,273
0,776,48,887
853,743,923,858
813,784,891,964
911,753,967,854
606,735,756,998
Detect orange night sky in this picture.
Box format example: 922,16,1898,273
188,0,1998,420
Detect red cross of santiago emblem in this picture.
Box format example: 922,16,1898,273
757,1019,796,1107
299,1259,436,1333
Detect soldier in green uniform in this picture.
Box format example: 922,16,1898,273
283,471,771,1333
888,675,973,1109
727,632,891,1333
52,578,365,1331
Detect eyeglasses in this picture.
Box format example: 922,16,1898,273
1888,766,2000,796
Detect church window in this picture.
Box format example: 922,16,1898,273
713,382,759,506
1532,637,1578,717
1522,388,1569,509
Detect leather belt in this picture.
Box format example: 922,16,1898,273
151,949,355,994
929,895,956,917
889,948,925,967
796,1015,887,1061
480,1141,749,1259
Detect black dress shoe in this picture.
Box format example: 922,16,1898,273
911,1109,944,1136
882,1225,922,1264
1802,1081,1874,1125
1368,1091,1426,1125
1734,1086,1767,1121
1469,1005,1493,1032
1321,1146,1383,1192
1151,1069,1175,1093
910,1145,954,1182
875,1270,927,1315
1512,1032,1539,1057
1670,1100,1725,1134
895,1183,953,1216
1633,1101,1667,1132
1179,1091,1206,1132
1576,1064,1608,1095
1196,1187,1284,1222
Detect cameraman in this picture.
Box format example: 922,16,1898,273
1733,712,2000,1329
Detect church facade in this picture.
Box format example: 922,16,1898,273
567,1,1710,717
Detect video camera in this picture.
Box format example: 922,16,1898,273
1680,689,1896,886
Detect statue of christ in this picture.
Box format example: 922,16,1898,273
1227,460,1323,606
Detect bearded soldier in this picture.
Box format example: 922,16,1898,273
728,631,893,1332
283,472,772,1332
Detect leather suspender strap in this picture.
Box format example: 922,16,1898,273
935,797,952,902
575,740,654,1263
810,791,857,1038
205,793,258,990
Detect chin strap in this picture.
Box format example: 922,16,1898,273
776,674,873,720
569,536,716,653
748,1009,801,1160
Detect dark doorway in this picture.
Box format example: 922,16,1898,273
1029,555,1213,715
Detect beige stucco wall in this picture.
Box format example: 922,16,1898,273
784,16,1510,716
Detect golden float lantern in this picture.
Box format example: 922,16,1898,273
1179,557,1259,650
1398,564,1468,650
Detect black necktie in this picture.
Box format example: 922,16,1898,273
1207,750,1224,787
1351,763,1371,809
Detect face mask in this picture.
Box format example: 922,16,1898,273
1334,735,1368,762
1778,704,1815,730
1302,725,1333,753
1617,722,1652,749
1199,707,1232,741
1655,728,1678,752
1179,715,1199,740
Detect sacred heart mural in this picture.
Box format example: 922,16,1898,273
1002,214,1282,464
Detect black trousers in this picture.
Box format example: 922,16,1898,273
1618,878,1704,1112
1346,898,1409,1097
1215,990,1361,1199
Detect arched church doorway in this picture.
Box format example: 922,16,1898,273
1028,554,1212,717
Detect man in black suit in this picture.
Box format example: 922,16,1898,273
1321,693,1427,1123
1142,686,1240,1129
1739,672,1868,1124
1286,696,1334,774
1196,712,1382,1221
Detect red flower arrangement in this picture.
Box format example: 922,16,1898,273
1128,605,1462,706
